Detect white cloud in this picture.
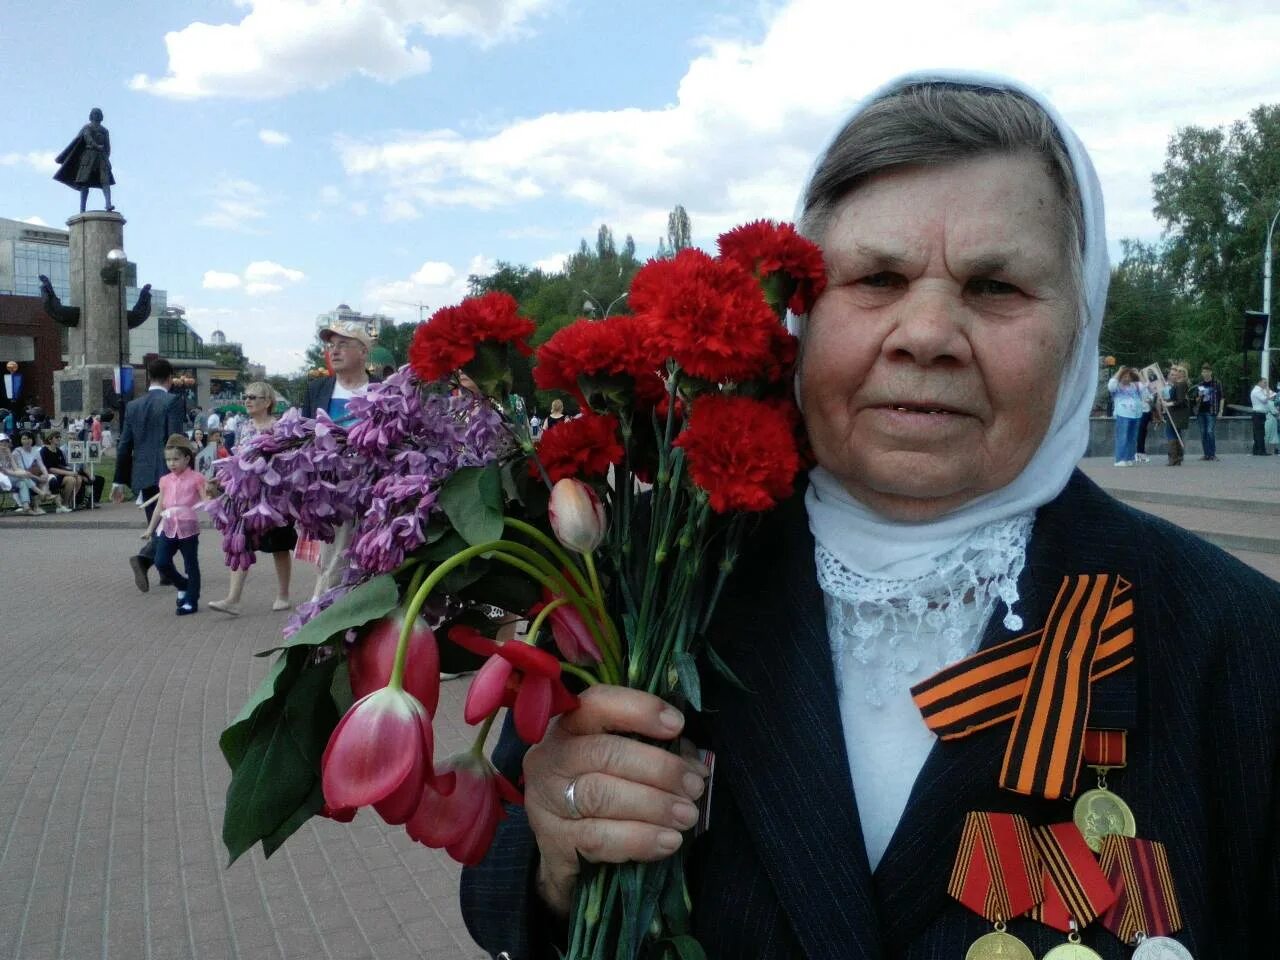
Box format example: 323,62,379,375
130,0,554,100
245,260,306,284
336,0,1280,249
198,177,270,231
258,128,290,146
202,270,242,290
320,185,343,204
365,255,494,320
0,150,57,172
20,216,49,227
533,251,569,273
201,261,305,296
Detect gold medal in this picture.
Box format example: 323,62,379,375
1042,943,1103,960
1131,935,1195,959
1071,786,1136,853
964,930,1035,960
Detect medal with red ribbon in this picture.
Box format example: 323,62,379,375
1098,835,1184,946
1074,729,1137,853
1032,822,1117,959
950,812,1041,959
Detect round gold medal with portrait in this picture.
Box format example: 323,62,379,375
964,930,1035,960
1072,787,1137,852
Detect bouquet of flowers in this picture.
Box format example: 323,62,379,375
216,222,825,959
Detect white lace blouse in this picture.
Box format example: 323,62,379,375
818,512,1034,867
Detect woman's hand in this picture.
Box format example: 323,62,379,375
523,685,710,916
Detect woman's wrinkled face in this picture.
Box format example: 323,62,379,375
800,152,1077,522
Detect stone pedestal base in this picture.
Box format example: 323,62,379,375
54,365,119,420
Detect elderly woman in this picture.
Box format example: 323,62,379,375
462,73,1280,959
207,381,295,615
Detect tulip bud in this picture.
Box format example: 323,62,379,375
548,478,606,554
349,614,441,717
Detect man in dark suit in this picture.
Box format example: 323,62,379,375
112,357,185,591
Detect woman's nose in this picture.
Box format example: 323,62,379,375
879,285,972,367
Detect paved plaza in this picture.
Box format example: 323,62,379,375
1,454,1277,960
0,516,487,960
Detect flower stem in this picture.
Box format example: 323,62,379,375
469,712,498,759
503,517,590,597
559,663,599,687
389,562,428,691
524,597,568,649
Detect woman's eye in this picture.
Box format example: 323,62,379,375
966,277,1020,296
858,271,904,289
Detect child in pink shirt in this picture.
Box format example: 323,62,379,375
141,434,208,615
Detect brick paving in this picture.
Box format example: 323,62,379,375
0,512,486,960
3,455,1278,959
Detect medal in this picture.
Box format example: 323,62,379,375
1098,836,1184,948
1042,935,1103,959
1029,824,1115,960
964,926,1034,960
1072,729,1136,853
950,813,1041,960
1131,934,1195,959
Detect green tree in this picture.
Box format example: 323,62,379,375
1150,104,1280,381
667,204,691,252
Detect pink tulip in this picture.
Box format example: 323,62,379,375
349,614,441,717
532,598,602,665
548,478,606,554
321,686,434,825
406,753,523,866
450,626,580,744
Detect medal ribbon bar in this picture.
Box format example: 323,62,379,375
912,574,1134,799
1029,822,1117,932
949,812,1043,923
1083,728,1127,769
1098,836,1183,944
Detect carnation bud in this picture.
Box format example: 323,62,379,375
547,478,606,554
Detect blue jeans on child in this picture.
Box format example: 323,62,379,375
154,533,200,605
1114,416,1140,463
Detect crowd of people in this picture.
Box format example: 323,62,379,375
1106,361,1280,465
0,427,107,514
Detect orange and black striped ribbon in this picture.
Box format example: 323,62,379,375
1084,728,1127,768
911,574,1135,799
1029,822,1117,932
1098,836,1183,944
949,812,1043,923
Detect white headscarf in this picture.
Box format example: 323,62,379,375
801,70,1109,580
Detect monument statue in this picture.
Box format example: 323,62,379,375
38,275,80,327
53,107,115,213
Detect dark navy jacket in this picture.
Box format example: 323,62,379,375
461,471,1280,958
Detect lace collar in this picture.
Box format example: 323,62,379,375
817,512,1034,708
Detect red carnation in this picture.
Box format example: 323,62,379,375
674,394,801,513
717,220,827,315
534,315,665,410
629,249,784,385
531,412,624,483
408,292,535,384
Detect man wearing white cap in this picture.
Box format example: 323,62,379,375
304,320,373,426
300,320,377,597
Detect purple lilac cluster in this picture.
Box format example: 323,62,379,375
206,367,511,576
345,370,511,572
205,409,362,570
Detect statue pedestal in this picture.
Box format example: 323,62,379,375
53,364,120,419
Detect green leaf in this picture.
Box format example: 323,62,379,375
440,464,504,546
329,660,354,717
260,781,324,859
666,936,708,960
420,528,467,561
702,641,751,694
220,646,309,770
673,651,702,713
284,656,342,767
271,574,400,653
223,709,316,864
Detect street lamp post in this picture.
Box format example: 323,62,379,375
1263,205,1280,385
582,288,627,319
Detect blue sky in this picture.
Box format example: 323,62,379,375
3,0,1279,374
